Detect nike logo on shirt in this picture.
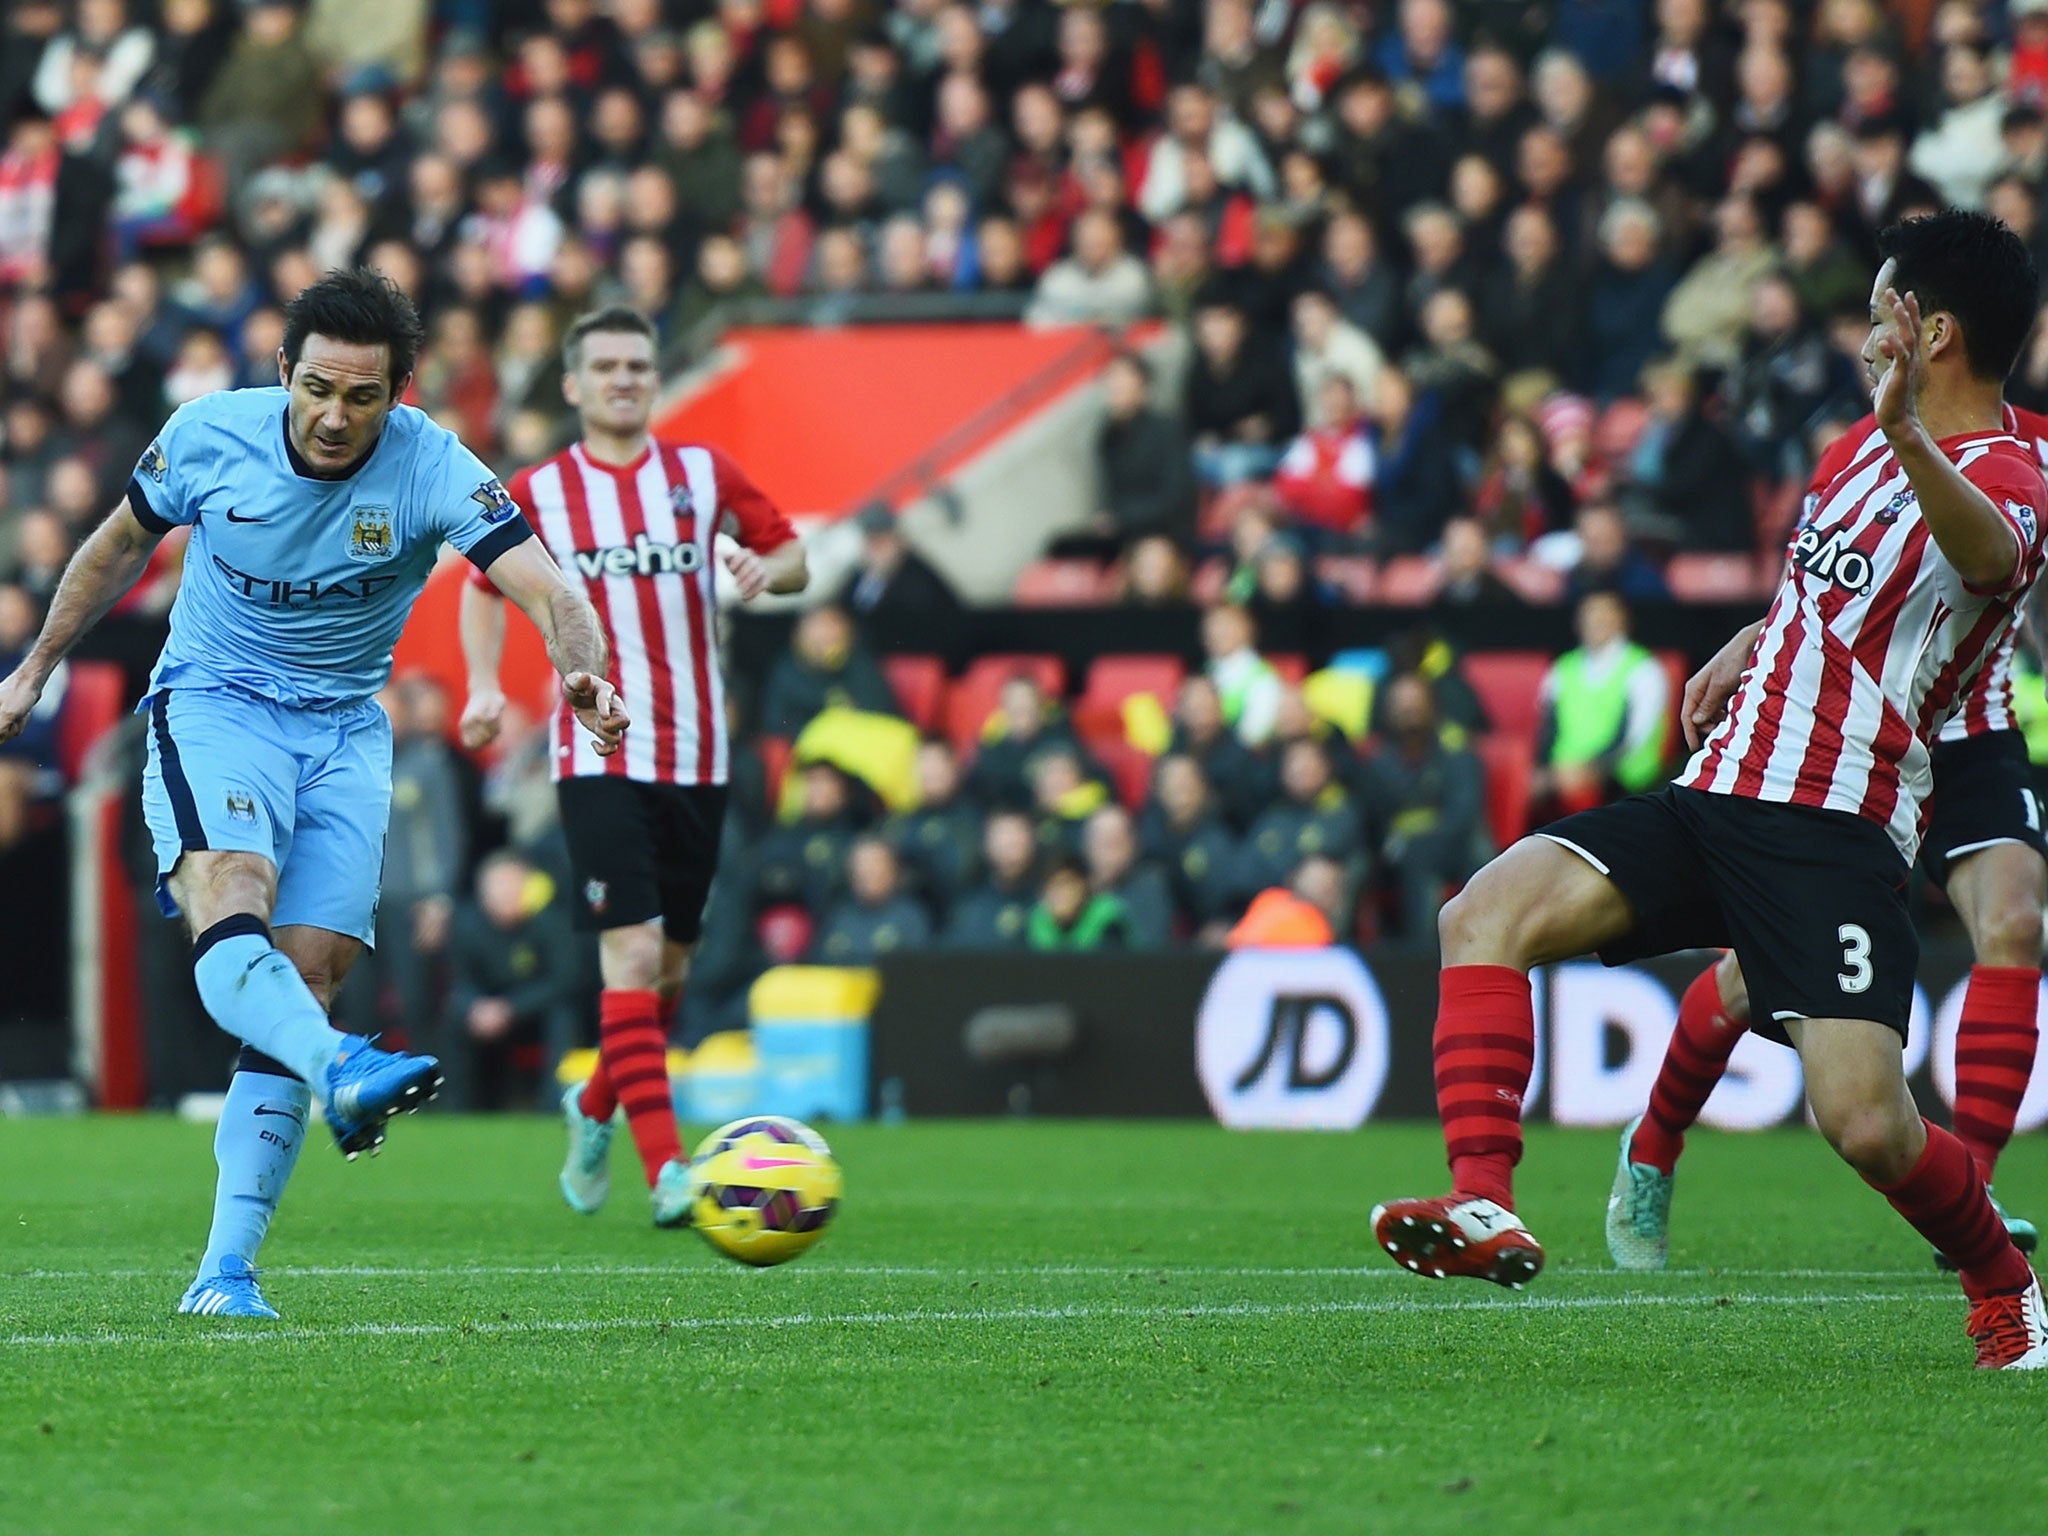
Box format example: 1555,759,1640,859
224,509,263,523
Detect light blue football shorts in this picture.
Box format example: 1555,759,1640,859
140,686,392,945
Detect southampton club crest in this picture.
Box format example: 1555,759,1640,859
348,505,394,561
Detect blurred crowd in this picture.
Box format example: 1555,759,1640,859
9,0,2048,1102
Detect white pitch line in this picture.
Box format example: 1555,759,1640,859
0,1291,1929,1349
4,1262,1936,1282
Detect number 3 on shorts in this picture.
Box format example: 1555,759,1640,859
1837,923,1873,994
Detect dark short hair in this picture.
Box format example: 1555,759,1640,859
1106,349,1151,383
1877,211,2041,381
562,305,658,370
280,267,424,390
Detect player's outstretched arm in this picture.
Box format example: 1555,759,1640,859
1875,287,2027,592
457,578,509,751
477,538,628,756
0,503,159,745
720,535,810,600
1681,619,1764,752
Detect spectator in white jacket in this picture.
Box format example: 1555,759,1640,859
1029,210,1153,326
32,0,156,114
1909,44,2007,210
1137,83,1274,223
1292,288,1384,427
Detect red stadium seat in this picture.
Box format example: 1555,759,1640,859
1083,653,1186,714
946,654,1068,754
1475,733,1535,849
1595,397,1652,461
56,662,126,784
1012,559,1114,606
1376,555,1437,606
1497,558,1565,604
1314,554,1377,602
1464,651,1552,738
1666,553,1765,603
757,735,793,808
881,653,948,734
1657,650,1690,758
1088,736,1157,810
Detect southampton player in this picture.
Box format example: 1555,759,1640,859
1372,212,2048,1369
458,306,807,1226
0,270,627,1319
1608,407,2048,1274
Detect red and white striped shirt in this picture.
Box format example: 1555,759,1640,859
470,439,796,785
1681,422,2048,862
1806,409,2048,744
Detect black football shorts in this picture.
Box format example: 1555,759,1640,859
555,777,728,942
1539,785,1916,1044
1919,730,2048,891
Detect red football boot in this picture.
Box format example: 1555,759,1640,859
1967,1274,2048,1369
1370,1195,1545,1289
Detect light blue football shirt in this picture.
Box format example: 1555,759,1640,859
128,386,532,708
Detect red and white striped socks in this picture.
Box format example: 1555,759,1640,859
1874,1120,2034,1299
1951,965,2040,1184
1630,964,1747,1175
1434,965,1537,1210
591,989,684,1186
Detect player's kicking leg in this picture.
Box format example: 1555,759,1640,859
1795,1016,2048,1368
1372,834,1641,1288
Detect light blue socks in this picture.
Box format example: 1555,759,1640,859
195,1064,312,1280
191,915,345,1087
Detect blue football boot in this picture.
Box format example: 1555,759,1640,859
324,1034,442,1159
178,1256,280,1319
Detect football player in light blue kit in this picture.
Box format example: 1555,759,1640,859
0,270,627,1319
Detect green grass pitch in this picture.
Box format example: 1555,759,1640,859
2,1117,2043,1535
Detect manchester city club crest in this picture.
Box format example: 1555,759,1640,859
584,878,608,914
224,791,257,823
348,505,394,560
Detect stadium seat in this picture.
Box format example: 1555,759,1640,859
1475,733,1535,849
55,662,126,784
1595,397,1652,461
945,654,1068,754
1083,653,1186,714
1375,555,1437,605
1268,654,1309,685
758,735,793,808
1463,651,1552,738
1756,476,1803,551
1497,558,1565,604
1657,650,1691,758
1012,559,1114,606
1088,737,1156,810
1313,555,1377,602
1666,553,1764,603
881,653,948,735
